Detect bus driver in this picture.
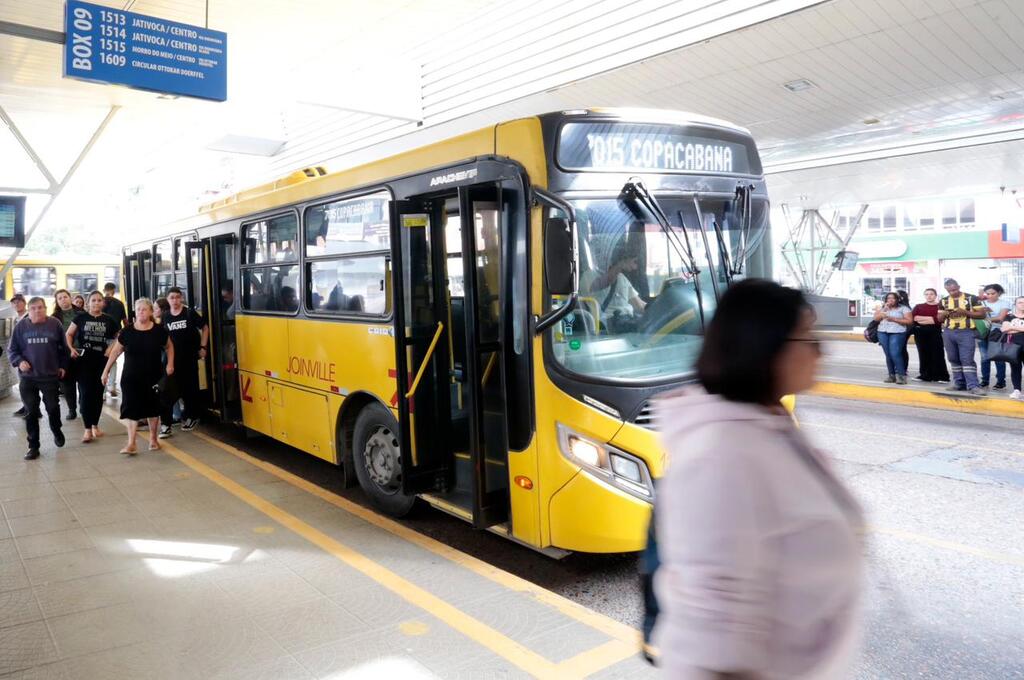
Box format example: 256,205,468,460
582,240,647,331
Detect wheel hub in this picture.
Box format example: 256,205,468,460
364,426,401,492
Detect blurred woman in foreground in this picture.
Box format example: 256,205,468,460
654,279,864,679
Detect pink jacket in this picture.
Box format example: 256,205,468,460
653,388,863,679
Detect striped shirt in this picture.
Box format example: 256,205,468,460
941,294,984,330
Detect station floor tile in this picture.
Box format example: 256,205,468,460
0,400,649,679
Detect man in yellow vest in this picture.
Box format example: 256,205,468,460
938,278,987,394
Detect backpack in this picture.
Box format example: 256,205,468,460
864,319,879,343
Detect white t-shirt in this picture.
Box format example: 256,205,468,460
984,298,1012,322
586,272,639,318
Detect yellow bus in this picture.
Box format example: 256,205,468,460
122,109,772,554
1,255,122,309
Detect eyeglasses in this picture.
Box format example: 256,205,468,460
786,337,825,354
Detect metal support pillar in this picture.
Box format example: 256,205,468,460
779,203,867,294
0,105,120,284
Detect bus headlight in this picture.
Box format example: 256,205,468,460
556,423,654,501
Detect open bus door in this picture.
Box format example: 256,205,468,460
185,234,241,422
390,199,455,496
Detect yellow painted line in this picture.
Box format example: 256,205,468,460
555,639,639,677
868,525,1024,568
810,381,1024,420
189,430,639,646
155,438,563,679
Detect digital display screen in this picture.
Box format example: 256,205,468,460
0,196,26,248
557,122,761,175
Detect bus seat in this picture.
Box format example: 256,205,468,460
346,295,365,312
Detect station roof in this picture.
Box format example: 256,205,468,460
1,0,1023,242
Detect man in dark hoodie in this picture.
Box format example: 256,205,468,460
9,296,68,459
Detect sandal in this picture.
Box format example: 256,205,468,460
81,432,94,444
119,446,138,456
92,428,104,438
148,441,161,451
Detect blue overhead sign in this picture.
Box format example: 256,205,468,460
63,0,227,102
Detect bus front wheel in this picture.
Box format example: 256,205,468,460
352,403,416,517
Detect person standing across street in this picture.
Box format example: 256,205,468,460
102,298,173,455
873,292,913,384
8,297,68,460
51,289,79,420
979,284,1011,389
102,282,127,397
66,291,119,443
939,278,987,395
8,294,29,418
654,280,864,680
999,296,1024,400
911,288,950,382
163,287,208,432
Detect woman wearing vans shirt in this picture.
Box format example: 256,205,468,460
66,291,119,442
911,288,950,382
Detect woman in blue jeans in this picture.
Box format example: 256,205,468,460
874,292,913,384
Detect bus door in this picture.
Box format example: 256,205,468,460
453,184,511,528
390,199,455,496
188,234,241,422
184,240,211,395
123,250,151,319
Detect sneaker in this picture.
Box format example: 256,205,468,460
883,375,896,383
946,384,966,391
994,382,1006,390
979,381,989,388
1010,390,1022,400
181,418,199,432
24,449,40,460
13,407,27,418
158,425,173,439
53,430,65,448
969,387,986,396
65,411,77,421
896,375,907,385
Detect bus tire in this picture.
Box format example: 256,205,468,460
353,403,416,517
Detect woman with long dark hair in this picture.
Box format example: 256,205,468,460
52,288,79,419
912,288,950,382
655,279,863,679
873,292,913,384
65,291,119,442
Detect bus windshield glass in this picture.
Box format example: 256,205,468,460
548,195,767,383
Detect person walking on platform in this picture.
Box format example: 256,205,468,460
52,289,79,420
101,298,174,455
874,292,913,384
654,280,864,680
912,288,950,382
153,297,179,439
999,296,1024,400
65,291,119,443
939,278,987,395
8,297,68,460
979,284,1011,389
8,294,29,418
101,282,127,398
163,287,208,432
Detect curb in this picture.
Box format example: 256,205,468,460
822,331,916,344
810,381,1024,419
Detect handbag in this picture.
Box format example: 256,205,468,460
974,318,989,339
863,319,879,344
986,338,1022,365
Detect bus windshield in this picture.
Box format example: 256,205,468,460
548,194,767,383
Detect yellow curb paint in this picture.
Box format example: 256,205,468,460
399,620,431,636
555,639,640,677
810,381,1024,420
190,430,639,647
155,438,563,679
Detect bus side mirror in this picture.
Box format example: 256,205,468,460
545,217,574,296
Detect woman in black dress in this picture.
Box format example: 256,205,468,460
66,291,119,443
101,298,174,454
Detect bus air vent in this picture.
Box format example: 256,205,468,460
633,401,655,429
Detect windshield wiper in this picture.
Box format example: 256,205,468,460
730,183,755,275
620,178,706,329
693,195,732,291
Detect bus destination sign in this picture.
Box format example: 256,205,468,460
557,122,759,175
63,0,227,102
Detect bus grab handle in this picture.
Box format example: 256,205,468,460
405,322,445,399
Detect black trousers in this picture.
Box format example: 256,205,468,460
913,325,950,381
174,357,203,421
76,355,106,429
59,363,77,415
19,375,62,450
159,373,180,428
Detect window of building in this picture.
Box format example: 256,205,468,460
919,202,935,227
12,267,57,297
960,198,975,226
883,206,897,231
241,212,299,313
867,208,881,231
303,192,391,317
65,274,98,294
942,201,958,228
